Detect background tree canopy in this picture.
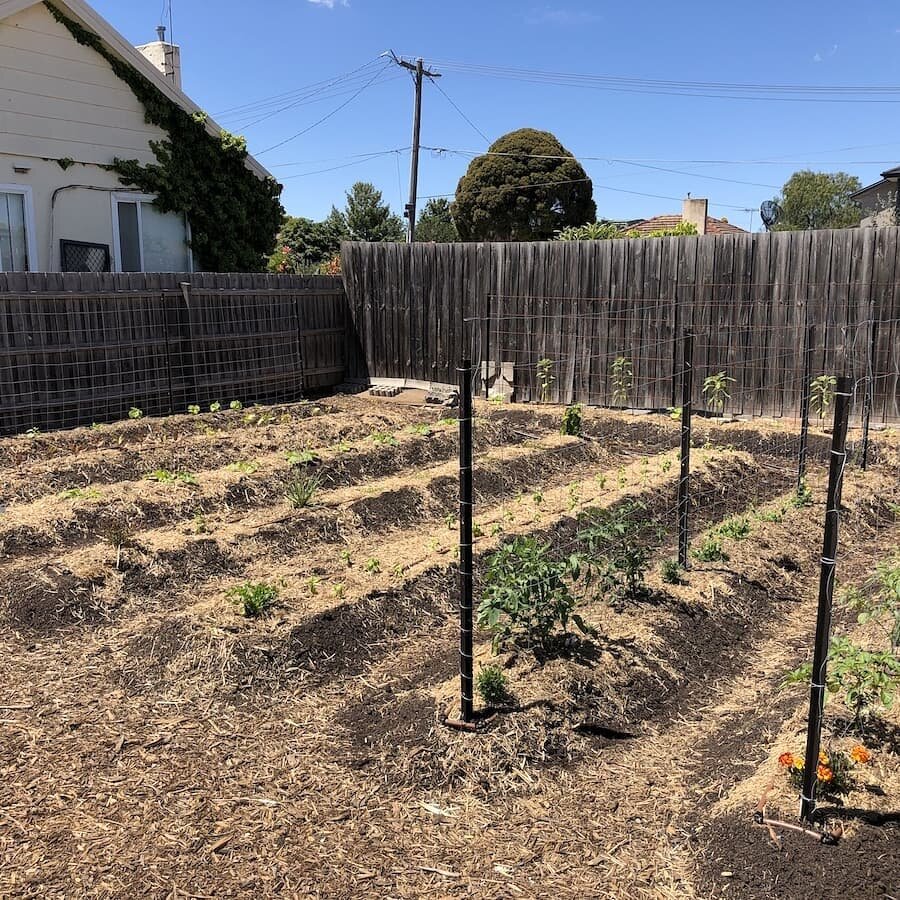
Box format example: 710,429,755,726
416,198,459,242
452,129,596,241
772,170,862,231
340,181,405,242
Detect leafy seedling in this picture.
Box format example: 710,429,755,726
660,558,682,585
370,430,398,447
228,582,278,618
285,473,320,508
718,516,751,540
476,665,510,706
128,407,143,420
286,446,320,466
561,403,583,437
693,537,729,563
187,405,200,415
228,460,259,475
229,400,243,411
810,375,837,425
209,401,221,413
702,372,735,416
611,357,633,407
537,358,555,403
364,557,381,574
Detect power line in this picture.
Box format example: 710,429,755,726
424,58,900,103
256,61,394,156
279,149,409,180
428,78,491,144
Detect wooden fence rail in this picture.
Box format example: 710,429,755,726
341,227,900,422
0,272,348,434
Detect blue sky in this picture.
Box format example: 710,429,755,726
95,0,900,230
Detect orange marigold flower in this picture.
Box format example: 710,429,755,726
819,751,830,766
817,765,834,783
778,752,795,768
850,745,871,764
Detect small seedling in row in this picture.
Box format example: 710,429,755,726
758,507,784,523
60,487,101,501
445,513,458,530
472,523,484,538
595,473,607,489
661,458,673,474
228,460,259,475
667,406,683,421
332,441,354,453
340,549,353,568
25,427,40,436
370,430,399,447
617,466,627,488
192,514,210,534
536,358,555,402
285,473,320,508
490,523,503,537
146,469,197,486
611,357,633,407
286,446,320,466
90,422,104,430
229,400,243,411
532,491,544,506
661,558,682,585
792,478,814,508
332,583,346,600
306,576,321,596
392,563,406,578
568,483,581,511
702,372,735,416
693,537,729,563
187,405,200,415
718,516,751,540
228,581,278,618
364,557,381,574
437,417,457,427
128,407,143,420
489,395,505,405
561,403,583,437
476,665,509,706
407,423,432,436
209,401,221,413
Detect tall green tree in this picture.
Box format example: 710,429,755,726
416,198,459,242
273,214,345,270
772,170,862,231
452,129,596,241
338,182,405,242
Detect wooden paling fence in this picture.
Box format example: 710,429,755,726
342,227,900,422
0,272,349,434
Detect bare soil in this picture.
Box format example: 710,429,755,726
0,394,898,899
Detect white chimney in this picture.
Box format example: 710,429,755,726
136,25,182,90
682,196,708,235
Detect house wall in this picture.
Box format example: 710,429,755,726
856,183,898,228
0,2,168,270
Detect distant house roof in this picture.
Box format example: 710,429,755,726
627,214,747,236
851,165,900,201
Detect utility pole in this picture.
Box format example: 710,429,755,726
390,53,440,242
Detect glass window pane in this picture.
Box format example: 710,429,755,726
117,202,142,272
140,203,189,272
0,192,28,272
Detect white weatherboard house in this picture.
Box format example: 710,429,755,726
0,0,272,273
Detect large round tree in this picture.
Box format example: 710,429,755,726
452,129,596,241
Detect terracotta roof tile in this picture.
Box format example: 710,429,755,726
627,214,747,236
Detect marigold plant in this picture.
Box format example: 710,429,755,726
777,744,871,796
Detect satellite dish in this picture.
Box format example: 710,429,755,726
760,200,782,231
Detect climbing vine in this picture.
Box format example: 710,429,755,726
44,2,283,272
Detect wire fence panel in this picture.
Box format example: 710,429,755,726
0,272,348,434
341,228,900,422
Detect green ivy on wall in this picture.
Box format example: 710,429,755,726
44,1,284,272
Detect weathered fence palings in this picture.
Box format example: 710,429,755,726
342,228,900,422
0,272,349,434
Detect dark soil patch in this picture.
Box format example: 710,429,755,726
3,566,111,633
349,487,428,529
118,618,195,693
691,814,899,900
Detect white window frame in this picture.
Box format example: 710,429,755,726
0,184,39,272
110,192,193,273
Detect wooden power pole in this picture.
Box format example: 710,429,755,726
390,53,440,242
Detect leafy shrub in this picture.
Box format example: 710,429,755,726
476,665,510,705
610,357,633,407
810,374,837,423
537,358,555,402
561,403,584,436
718,516,751,540
577,501,651,604
693,536,729,563
785,637,900,728
228,581,278,617
477,536,591,652
285,473,320,508
702,372,735,415
661,558,682,585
